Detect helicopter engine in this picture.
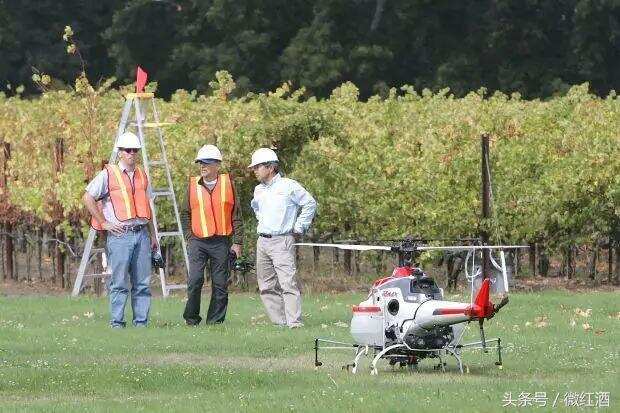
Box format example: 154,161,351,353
403,325,455,350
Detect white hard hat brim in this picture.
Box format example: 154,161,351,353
195,158,221,163
248,159,278,168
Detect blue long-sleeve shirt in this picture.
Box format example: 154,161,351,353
250,174,317,235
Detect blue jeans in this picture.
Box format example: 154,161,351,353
106,228,151,327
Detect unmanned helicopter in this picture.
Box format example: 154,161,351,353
296,238,528,375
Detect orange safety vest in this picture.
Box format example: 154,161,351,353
90,164,152,230
189,174,235,238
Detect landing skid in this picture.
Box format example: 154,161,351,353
313,337,503,375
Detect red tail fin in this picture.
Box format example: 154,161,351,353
468,278,494,319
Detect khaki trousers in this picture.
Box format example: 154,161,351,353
256,235,302,326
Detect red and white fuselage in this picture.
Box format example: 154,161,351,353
351,267,494,348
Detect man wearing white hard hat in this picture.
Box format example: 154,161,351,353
180,144,243,325
249,148,316,328
83,131,158,328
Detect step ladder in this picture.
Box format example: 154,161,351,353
72,92,189,297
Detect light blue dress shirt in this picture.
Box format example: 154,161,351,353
251,174,317,235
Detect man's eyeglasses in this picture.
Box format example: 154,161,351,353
120,148,139,154
198,160,220,166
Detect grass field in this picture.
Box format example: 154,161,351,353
0,290,618,412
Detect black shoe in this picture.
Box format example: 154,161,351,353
205,320,224,325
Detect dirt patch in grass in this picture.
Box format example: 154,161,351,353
512,276,620,293
107,353,315,372
3,276,618,297
0,279,68,296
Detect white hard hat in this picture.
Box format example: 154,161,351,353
195,144,222,162
115,132,142,149
248,148,278,168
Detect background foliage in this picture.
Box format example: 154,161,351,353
1,75,618,254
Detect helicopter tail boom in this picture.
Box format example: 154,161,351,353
405,278,497,337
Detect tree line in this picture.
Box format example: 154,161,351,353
1,0,619,100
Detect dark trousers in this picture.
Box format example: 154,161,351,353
183,235,230,324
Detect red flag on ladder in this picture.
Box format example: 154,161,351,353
136,66,148,93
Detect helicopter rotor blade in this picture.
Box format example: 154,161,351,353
416,245,529,251
295,243,528,252
294,243,392,252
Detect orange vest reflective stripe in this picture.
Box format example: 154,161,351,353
189,174,235,238
90,164,152,230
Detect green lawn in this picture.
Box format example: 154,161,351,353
0,291,618,412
